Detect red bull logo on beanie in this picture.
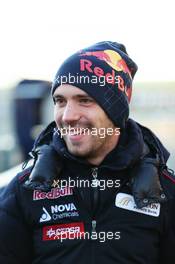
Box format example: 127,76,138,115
80,49,132,78
79,53,132,101
80,58,116,85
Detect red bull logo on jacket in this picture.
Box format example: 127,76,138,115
33,186,73,201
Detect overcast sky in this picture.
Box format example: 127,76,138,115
0,0,174,88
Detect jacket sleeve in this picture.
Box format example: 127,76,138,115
159,196,175,263
0,176,33,264
158,168,175,263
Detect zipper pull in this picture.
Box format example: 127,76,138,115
92,220,97,233
92,167,99,187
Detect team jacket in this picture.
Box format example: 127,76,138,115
0,119,175,264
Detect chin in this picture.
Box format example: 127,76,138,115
67,146,91,158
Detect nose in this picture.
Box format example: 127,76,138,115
62,102,81,124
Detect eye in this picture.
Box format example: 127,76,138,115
79,97,94,105
54,97,66,106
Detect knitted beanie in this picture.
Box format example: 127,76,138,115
52,41,138,128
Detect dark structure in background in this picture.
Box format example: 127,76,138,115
13,79,51,160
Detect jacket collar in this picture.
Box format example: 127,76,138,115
52,119,144,171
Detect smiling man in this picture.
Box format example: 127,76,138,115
0,41,175,264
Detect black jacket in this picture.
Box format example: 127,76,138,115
0,119,175,264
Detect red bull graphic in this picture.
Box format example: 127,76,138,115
80,50,132,78
80,58,115,84
79,49,132,102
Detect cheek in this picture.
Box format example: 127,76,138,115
54,107,61,125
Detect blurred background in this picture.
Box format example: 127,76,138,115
0,0,174,182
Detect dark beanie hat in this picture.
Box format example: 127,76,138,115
52,41,138,128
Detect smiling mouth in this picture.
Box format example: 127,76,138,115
66,131,88,143
63,127,90,136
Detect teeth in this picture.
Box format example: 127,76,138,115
62,127,90,136
70,132,81,135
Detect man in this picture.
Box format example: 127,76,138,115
0,41,175,264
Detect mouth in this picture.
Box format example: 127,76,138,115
64,126,90,134
64,127,90,141
67,132,87,143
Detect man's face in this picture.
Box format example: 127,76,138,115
53,84,119,163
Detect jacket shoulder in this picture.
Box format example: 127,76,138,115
0,166,33,263
0,166,33,199
160,168,175,199
17,166,33,184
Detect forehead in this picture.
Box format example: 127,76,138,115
53,84,89,98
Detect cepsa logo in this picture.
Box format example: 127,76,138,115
33,186,73,201
43,222,85,241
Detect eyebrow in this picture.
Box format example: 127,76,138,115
53,94,93,100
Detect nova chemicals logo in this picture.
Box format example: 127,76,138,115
39,203,79,223
40,207,52,223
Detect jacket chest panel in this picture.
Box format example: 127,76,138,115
23,183,163,264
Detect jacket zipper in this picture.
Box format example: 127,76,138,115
92,220,96,232
91,167,99,263
91,167,99,233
